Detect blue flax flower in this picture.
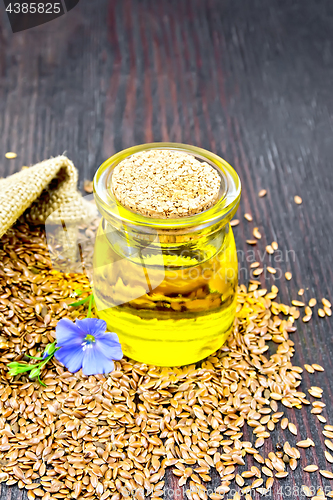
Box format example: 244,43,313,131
55,318,122,376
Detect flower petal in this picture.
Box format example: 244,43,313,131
56,318,85,346
95,332,123,360
55,345,84,373
82,345,115,376
75,318,107,337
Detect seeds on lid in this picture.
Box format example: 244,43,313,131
111,150,221,218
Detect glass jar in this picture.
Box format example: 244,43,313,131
93,143,241,366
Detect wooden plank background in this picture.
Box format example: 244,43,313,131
0,0,333,498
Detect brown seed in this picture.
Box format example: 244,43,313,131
301,486,312,498
303,465,319,472
292,300,305,307
325,306,332,317
244,213,253,221
285,272,292,281
294,195,303,205
258,189,267,198
5,152,17,159
323,298,332,308
83,180,94,193
303,315,312,323
325,426,333,431
247,239,257,245
253,227,262,239
266,245,274,254
309,298,317,307
320,470,333,479
297,439,313,448
326,440,333,452
325,451,333,463
275,471,288,479
304,364,315,373
230,219,240,227
312,364,324,372
318,308,325,318
267,267,276,274
288,423,297,435
271,241,278,250
281,418,289,430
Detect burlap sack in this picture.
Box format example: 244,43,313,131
0,155,96,239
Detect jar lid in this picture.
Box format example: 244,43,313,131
94,143,241,231
110,149,221,218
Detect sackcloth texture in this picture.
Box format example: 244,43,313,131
0,155,97,264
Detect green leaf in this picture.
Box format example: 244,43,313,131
69,296,91,307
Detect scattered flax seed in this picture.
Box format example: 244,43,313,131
250,262,260,268
111,149,221,217
253,227,262,239
258,189,267,198
303,315,312,323
320,470,333,479
266,245,274,254
303,465,319,472
83,180,94,193
281,418,289,430
302,485,312,497
288,423,298,435
253,268,264,276
325,307,332,317
305,364,315,373
318,415,327,423
325,451,333,463
267,267,276,274
305,306,312,316
294,195,303,205
318,308,326,318
326,426,333,431
323,298,332,308
230,219,240,227
297,439,314,448
244,213,253,222
285,272,292,280
272,241,279,250
298,288,304,296
309,298,317,307
323,431,333,439
312,364,324,372
292,300,305,307
5,152,17,159
326,441,333,452
246,239,257,245
275,471,288,479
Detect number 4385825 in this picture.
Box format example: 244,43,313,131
6,3,62,14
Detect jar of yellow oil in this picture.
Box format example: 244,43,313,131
93,143,241,366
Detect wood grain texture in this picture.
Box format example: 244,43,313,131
0,0,333,498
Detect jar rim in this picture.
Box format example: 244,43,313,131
93,142,241,230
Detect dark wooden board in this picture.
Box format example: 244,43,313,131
0,0,333,498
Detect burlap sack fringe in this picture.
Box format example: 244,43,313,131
0,155,96,239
